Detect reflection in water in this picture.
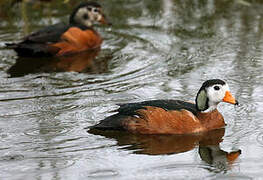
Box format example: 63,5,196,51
199,146,241,173
7,49,110,77
89,128,241,172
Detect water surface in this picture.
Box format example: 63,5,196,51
0,0,263,179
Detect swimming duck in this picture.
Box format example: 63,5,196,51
7,1,110,57
89,79,239,134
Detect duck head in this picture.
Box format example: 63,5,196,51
195,79,239,113
69,2,110,28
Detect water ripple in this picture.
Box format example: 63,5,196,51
256,132,263,146
24,126,70,137
85,169,119,178
139,163,217,180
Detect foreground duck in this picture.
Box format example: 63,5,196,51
7,2,110,57
89,79,239,134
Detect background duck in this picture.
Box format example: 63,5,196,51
89,79,239,134
6,1,110,57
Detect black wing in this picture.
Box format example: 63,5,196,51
5,23,69,57
117,99,197,115
89,100,198,131
22,23,70,43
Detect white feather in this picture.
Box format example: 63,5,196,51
74,7,101,27
202,84,230,113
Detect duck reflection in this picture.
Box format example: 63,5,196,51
89,128,241,169
199,145,241,173
7,48,110,77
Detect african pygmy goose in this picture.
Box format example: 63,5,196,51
89,79,238,134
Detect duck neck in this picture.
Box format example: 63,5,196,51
69,22,93,30
196,109,225,131
201,104,217,113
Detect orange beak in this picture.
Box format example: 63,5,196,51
227,150,241,164
223,91,238,105
99,14,111,25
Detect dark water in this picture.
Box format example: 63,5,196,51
0,0,263,179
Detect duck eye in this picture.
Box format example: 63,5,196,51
214,86,220,91
93,8,99,13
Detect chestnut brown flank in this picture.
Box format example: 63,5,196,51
51,27,102,56
122,106,225,134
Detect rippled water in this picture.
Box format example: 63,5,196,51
0,0,263,179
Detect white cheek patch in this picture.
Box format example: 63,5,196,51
88,11,96,21
202,83,230,113
206,84,230,104
75,8,93,26
75,8,88,21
